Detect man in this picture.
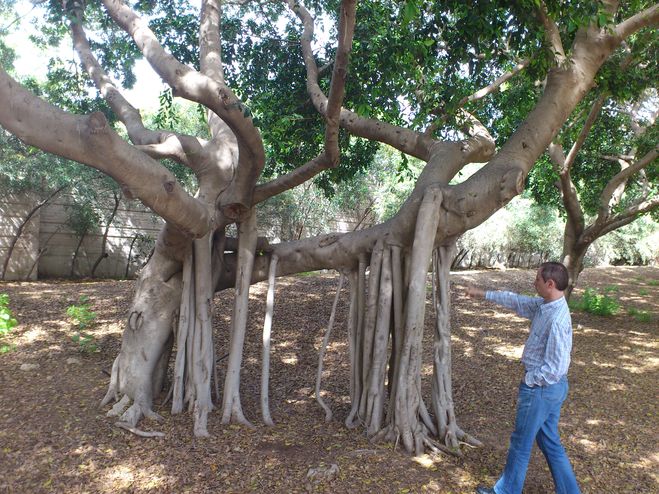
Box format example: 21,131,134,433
466,262,580,494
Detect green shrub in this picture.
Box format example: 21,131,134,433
0,294,18,354
66,295,98,352
638,288,649,296
648,280,659,287
628,307,652,323
0,293,18,336
570,288,620,316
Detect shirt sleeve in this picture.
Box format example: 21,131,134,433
524,319,571,387
485,291,542,320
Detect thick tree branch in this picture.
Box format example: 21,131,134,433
323,0,357,166
615,4,659,41
70,17,209,172
252,154,329,204
100,0,265,209
597,147,659,222
0,68,210,238
200,0,224,83
253,0,358,204
287,0,435,160
537,1,566,64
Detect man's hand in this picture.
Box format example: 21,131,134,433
465,285,486,299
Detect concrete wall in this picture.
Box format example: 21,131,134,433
0,192,162,280
0,193,40,281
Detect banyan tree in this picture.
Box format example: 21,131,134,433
0,0,657,454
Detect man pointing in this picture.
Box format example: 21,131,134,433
467,262,580,494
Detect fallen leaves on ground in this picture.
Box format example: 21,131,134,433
0,267,657,493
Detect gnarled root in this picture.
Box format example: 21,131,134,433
107,394,165,438
115,421,165,438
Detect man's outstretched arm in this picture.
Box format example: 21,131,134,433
465,285,542,319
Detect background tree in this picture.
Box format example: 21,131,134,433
0,0,657,455
477,20,658,297
546,90,657,298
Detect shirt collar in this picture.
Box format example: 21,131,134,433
541,296,565,309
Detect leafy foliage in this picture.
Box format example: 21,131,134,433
589,216,659,266
570,287,620,316
0,293,18,354
0,293,18,336
628,307,652,323
66,295,98,352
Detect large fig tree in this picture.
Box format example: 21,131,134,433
0,0,656,454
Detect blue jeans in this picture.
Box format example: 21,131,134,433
494,377,580,494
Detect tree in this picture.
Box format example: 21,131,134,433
546,91,658,298
0,0,656,455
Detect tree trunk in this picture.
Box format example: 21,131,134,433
562,244,588,300
561,217,588,300
70,230,88,278
91,191,120,278
101,226,189,431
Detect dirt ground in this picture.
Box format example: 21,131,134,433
0,266,657,493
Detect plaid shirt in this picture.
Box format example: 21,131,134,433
485,291,573,387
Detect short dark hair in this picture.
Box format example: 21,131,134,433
539,262,569,291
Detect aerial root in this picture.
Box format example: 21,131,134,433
315,272,345,422
261,254,278,426
100,356,120,407
221,209,257,426
345,258,366,429
423,436,462,458
114,421,165,438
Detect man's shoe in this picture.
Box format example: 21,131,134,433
475,487,496,494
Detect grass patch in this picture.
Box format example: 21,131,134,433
0,293,18,337
647,279,659,287
66,295,98,353
296,271,320,277
0,293,18,355
628,307,652,323
570,288,620,316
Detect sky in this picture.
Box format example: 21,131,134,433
4,0,162,111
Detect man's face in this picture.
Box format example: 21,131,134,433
534,268,551,298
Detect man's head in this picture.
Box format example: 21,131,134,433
534,262,569,300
